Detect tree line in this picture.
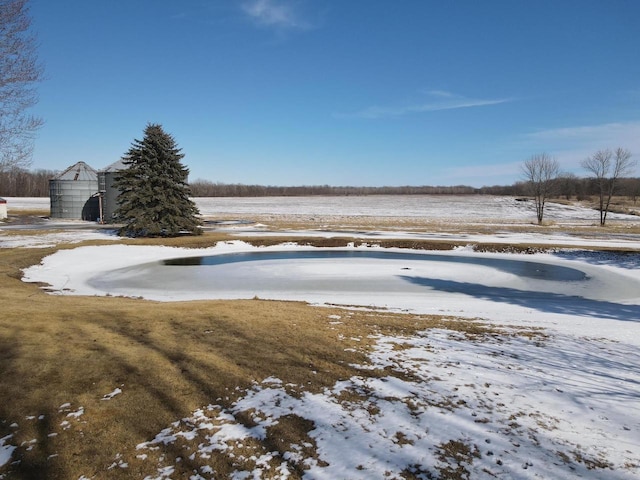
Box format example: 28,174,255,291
190,178,640,199
493,175,640,202
0,167,55,196
2,165,640,204
188,181,478,197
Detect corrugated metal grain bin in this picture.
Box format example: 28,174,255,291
98,159,128,223
0,197,7,220
49,162,100,220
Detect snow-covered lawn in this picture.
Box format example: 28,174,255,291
4,196,640,478
134,325,639,479
0,230,118,248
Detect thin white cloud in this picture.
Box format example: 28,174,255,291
338,91,513,119
431,121,640,186
424,89,456,98
526,121,640,143
241,0,311,30
524,121,640,168
527,122,640,153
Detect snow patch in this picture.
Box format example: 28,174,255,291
101,387,122,400
0,434,16,468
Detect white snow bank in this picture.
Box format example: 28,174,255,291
0,230,118,248
0,435,16,468
0,197,49,211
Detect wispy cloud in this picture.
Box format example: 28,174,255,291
241,0,312,30
338,90,513,119
521,121,640,171
526,122,640,143
423,89,457,99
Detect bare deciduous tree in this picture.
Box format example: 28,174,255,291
0,0,44,173
581,148,636,225
521,153,560,224
0,166,54,196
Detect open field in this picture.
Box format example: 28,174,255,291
5,195,640,240
1,196,640,479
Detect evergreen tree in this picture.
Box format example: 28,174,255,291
114,124,202,237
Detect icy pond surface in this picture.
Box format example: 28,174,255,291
82,248,640,310
162,250,586,281
22,242,640,338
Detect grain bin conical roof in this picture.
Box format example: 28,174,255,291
53,161,98,181
101,158,128,172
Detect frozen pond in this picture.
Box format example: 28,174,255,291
162,250,586,281
83,248,639,310
22,243,640,338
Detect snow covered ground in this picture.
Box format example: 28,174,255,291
3,194,640,223
5,196,640,478
3,195,640,250
134,324,640,480
0,197,49,211
195,195,640,224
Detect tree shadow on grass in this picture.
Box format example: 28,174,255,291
400,276,640,322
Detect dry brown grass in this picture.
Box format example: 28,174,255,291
6,209,49,217
0,228,71,237
577,195,640,217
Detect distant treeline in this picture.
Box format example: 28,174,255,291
2,167,640,201
188,180,478,197
0,168,56,197
189,178,640,201
484,177,640,202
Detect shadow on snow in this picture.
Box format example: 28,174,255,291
400,275,640,322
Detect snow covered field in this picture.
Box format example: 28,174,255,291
3,194,639,223
4,195,640,250
4,196,640,478
195,195,640,224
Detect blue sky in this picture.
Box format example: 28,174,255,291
29,0,640,187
